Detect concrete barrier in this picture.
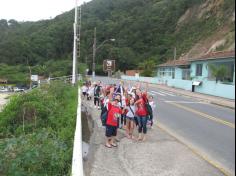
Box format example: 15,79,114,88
71,88,84,176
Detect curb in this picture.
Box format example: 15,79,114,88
157,123,232,176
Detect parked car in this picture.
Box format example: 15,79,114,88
0,88,8,92
13,87,25,92
32,85,38,89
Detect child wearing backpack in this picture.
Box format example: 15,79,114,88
100,90,110,126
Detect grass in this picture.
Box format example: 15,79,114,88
0,81,78,175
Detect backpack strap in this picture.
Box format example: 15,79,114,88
129,105,135,116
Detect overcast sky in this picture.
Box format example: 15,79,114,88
0,0,92,22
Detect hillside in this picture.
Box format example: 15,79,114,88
0,0,235,79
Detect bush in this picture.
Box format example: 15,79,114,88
0,129,69,176
0,82,78,175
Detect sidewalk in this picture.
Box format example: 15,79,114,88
82,100,224,176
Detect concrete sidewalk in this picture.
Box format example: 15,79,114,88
83,100,224,176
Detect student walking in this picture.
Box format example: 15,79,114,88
81,84,88,100
87,84,94,101
94,82,101,109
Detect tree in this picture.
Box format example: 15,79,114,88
209,64,229,83
138,59,156,77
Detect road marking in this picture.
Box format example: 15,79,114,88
165,101,206,104
150,90,166,96
148,92,155,96
157,123,231,176
158,90,176,97
167,102,235,129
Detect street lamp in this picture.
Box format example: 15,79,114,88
92,27,115,78
72,0,78,85
72,0,82,85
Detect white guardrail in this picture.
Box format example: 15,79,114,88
72,87,84,176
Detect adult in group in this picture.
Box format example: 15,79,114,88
135,89,149,141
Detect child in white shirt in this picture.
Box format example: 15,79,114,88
148,95,156,128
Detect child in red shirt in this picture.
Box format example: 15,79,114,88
105,94,123,148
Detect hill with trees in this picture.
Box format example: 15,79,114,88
0,0,235,82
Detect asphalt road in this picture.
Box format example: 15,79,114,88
92,76,235,175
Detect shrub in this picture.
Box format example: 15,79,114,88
0,82,77,175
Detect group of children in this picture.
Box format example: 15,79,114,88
81,80,156,148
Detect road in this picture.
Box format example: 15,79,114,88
92,76,235,175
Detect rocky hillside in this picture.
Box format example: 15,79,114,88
178,0,235,59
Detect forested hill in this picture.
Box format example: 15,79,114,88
0,0,235,74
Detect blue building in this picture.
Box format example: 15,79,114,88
157,51,235,99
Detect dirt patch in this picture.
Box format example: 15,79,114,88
0,93,10,111
184,26,233,59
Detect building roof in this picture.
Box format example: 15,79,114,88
0,79,8,82
158,50,235,67
189,50,235,62
158,59,190,67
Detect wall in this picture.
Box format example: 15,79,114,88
195,80,235,99
121,75,235,99
121,75,159,84
121,75,192,90
125,70,141,76
190,58,235,99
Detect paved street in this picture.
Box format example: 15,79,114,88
92,76,235,175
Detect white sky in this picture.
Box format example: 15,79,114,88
0,0,92,22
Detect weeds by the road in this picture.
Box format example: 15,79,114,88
0,82,78,175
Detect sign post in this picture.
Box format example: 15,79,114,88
103,60,116,77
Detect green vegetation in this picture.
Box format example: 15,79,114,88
139,59,157,77
0,0,235,82
0,63,29,85
0,61,87,86
209,64,230,83
0,82,78,175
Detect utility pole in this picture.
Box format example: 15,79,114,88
92,27,96,78
78,7,81,58
173,47,177,79
85,56,88,67
72,0,78,85
174,47,176,64
77,6,82,81
27,58,32,89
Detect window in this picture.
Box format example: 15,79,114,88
158,67,177,78
208,61,235,83
182,69,191,80
196,64,203,76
